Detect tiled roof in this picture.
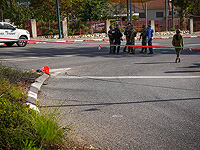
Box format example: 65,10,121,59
134,0,166,8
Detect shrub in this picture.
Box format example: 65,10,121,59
0,98,36,149
0,63,40,85
0,97,71,149
0,77,27,102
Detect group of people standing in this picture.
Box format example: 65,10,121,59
108,23,154,55
108,23,184,63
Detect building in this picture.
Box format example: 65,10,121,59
133,0,177,21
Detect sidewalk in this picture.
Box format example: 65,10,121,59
29,31,200,44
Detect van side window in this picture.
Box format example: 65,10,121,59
4,24,15,30
0,23,3,29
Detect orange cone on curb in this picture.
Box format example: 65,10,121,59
44,66,49,74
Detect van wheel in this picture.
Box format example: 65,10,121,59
17,36,27,47
5,42,15,47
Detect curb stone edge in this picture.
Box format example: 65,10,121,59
26,73,50,113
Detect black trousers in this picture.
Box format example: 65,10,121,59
114,39,121,54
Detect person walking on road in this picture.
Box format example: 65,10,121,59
108,25,115,54
129,24,137,54
123,23,131,52
147,24,154,54
113,24,123,55
172,29,184,63
139,24,148,53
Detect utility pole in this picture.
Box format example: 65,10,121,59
145,2,147,27
165,0,168,31
130,0,132,23
172,1,174,29
56,0,62,39
127,0,129,21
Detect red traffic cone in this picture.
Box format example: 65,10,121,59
44,66,49,74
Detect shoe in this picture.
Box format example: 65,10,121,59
139,51,144,53
123,50,127,52
148,53,153,54
178,58,181,63
175,58,178,63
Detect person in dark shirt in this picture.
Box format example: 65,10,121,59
108,25,115,54
123,23,131,52
113,24,123,55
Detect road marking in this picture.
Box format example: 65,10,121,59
186,44,200,46
56,75,200,79
1,55,74,62
50,68,71,76
112,115,123,118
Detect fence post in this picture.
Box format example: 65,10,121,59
150,20,155,33
105,19,110,34
61,20,68,38
189,19,193,34
30,19,37,38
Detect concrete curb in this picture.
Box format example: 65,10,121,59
65,36,200,43
26,73,49,112
1,36,199,45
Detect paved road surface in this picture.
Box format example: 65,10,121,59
1,38,200,149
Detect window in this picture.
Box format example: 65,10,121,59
156,12,163,18
4,23,15,30
139,13,145,18
0,23,3,29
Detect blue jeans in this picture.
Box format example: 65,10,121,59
148,38,153,54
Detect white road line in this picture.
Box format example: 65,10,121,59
186,44,200,46
1,55,74,62
56,76,200,79
50,68,71,76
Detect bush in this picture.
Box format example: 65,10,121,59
0,98,35,149
0,63,40,85
0,97,69,149
0,64,71,149
0,77,27,102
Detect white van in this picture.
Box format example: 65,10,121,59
0,22,30,47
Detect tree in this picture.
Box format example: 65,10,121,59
171,0,193,29
79,0,113,21
188,0,200,17
0,0,33,26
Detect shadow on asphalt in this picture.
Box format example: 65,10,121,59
0,44,199,58
40,97,200,108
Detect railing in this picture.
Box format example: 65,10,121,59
194,21,200,32
36,22,58,36
23,19,196,37
155,19,189,32
68,20,106,35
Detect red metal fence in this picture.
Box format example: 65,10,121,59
68,20,106,35
23,19,198,36
155,19,189,32
194,21,200,32
36,22,58,36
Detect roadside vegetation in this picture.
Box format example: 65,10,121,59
0,63,87,150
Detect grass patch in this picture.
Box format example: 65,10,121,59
0,63,85,149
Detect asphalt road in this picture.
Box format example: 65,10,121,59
1,38,200,149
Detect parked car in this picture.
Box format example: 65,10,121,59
0,22,30,47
